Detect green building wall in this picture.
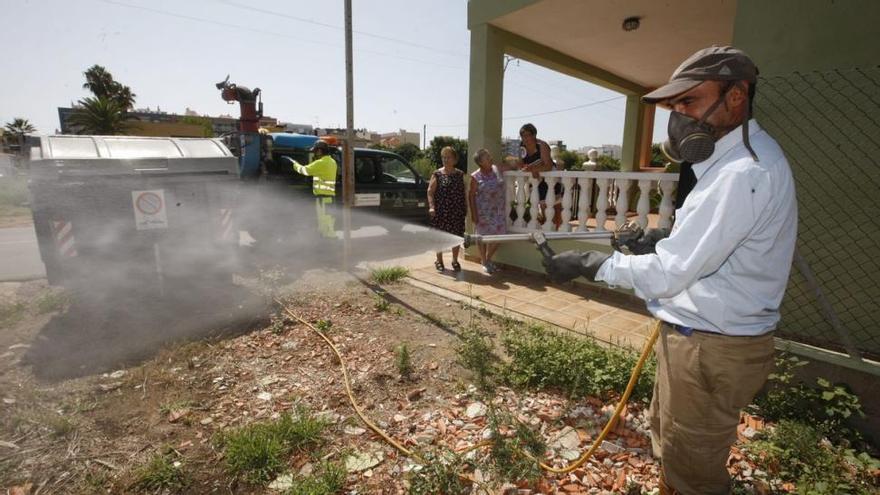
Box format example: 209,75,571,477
734,0,880,358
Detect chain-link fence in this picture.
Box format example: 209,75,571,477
756,66,880,362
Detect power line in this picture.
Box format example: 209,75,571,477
505,95,625,119
96,0,467,71
426,123,468,128
424,95,627,129
217,0,467,59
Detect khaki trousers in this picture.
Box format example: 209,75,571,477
649,325,775,495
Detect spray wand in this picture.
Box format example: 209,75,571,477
462,222,645,262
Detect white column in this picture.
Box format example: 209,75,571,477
658,180,677,229
636,179,652,228
527,176,540,230
560,176,574,232
576,176,592,232
595,178,609,231
542,176,558,232
504,173,515,230
514,176,527,228
614,179,631,227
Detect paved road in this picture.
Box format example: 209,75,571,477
0,225,45,281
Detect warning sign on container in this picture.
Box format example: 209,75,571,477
132,189,168,230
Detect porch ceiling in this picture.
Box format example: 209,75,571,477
489,0,737,90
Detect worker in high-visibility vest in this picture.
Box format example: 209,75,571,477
284,140,338,238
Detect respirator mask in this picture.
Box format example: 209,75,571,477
661,83,733,164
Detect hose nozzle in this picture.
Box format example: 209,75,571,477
531,231,556,262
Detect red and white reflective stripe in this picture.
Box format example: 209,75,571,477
52,220,78,257
219,209,234,240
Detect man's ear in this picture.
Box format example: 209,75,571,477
727,81,748,108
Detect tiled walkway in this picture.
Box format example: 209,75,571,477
405,257,656,351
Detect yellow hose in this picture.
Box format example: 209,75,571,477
279,298,661,477
279,301,423,463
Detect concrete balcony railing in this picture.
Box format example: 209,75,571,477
502,170,680,233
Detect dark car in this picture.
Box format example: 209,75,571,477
267,133,430,227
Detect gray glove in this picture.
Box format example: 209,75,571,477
543,250,611,283
613,227,670,255
631,227,670,254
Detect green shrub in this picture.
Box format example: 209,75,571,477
454,325,499,394
133,450,187,491
395,343,414,380
42,412,76,438
216,408,329,484
411,157,436,181
556,150,582,170
285,461,346,495
0,301,26,327
268,313,288,334
407,450,472,495
485,406,545,484
34,289,71,314
373,296,390,312
500,324,655,401
750,355,866,445
370,266,409,284
158,398,194,417
746,420,879,494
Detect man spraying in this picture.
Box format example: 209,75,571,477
545,46,797,495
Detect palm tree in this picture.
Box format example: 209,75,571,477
3,118,37,152
4,118,37,137
111,84,136,110
82,64,136,110
67,97,132,135
82,65,116,99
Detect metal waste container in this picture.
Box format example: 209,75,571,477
28,135,240,293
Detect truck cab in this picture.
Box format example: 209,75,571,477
266,133,430,226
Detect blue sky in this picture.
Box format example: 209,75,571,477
1,0,669,150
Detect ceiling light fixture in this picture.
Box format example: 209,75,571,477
622,16,641,32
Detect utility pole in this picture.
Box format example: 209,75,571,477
422,124,426,149
343,0,355,268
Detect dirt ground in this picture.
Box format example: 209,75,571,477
0,270,666,494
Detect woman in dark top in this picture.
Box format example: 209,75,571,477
427,146,466,272
518,123,560,228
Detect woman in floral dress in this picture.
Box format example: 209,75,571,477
427,146,466,272
468,148,513,273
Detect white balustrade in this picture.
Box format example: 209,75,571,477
514,175,527,228
595,178,609,231
658,180,677,229
501,170,679,236
542,176,558,232
636,179,653,229
614,179,631,227
560,177,574,232
576,176,592,232
527,176,540,230
505,171,516,227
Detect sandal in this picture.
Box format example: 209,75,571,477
451,260,462,272
434,260,445,272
